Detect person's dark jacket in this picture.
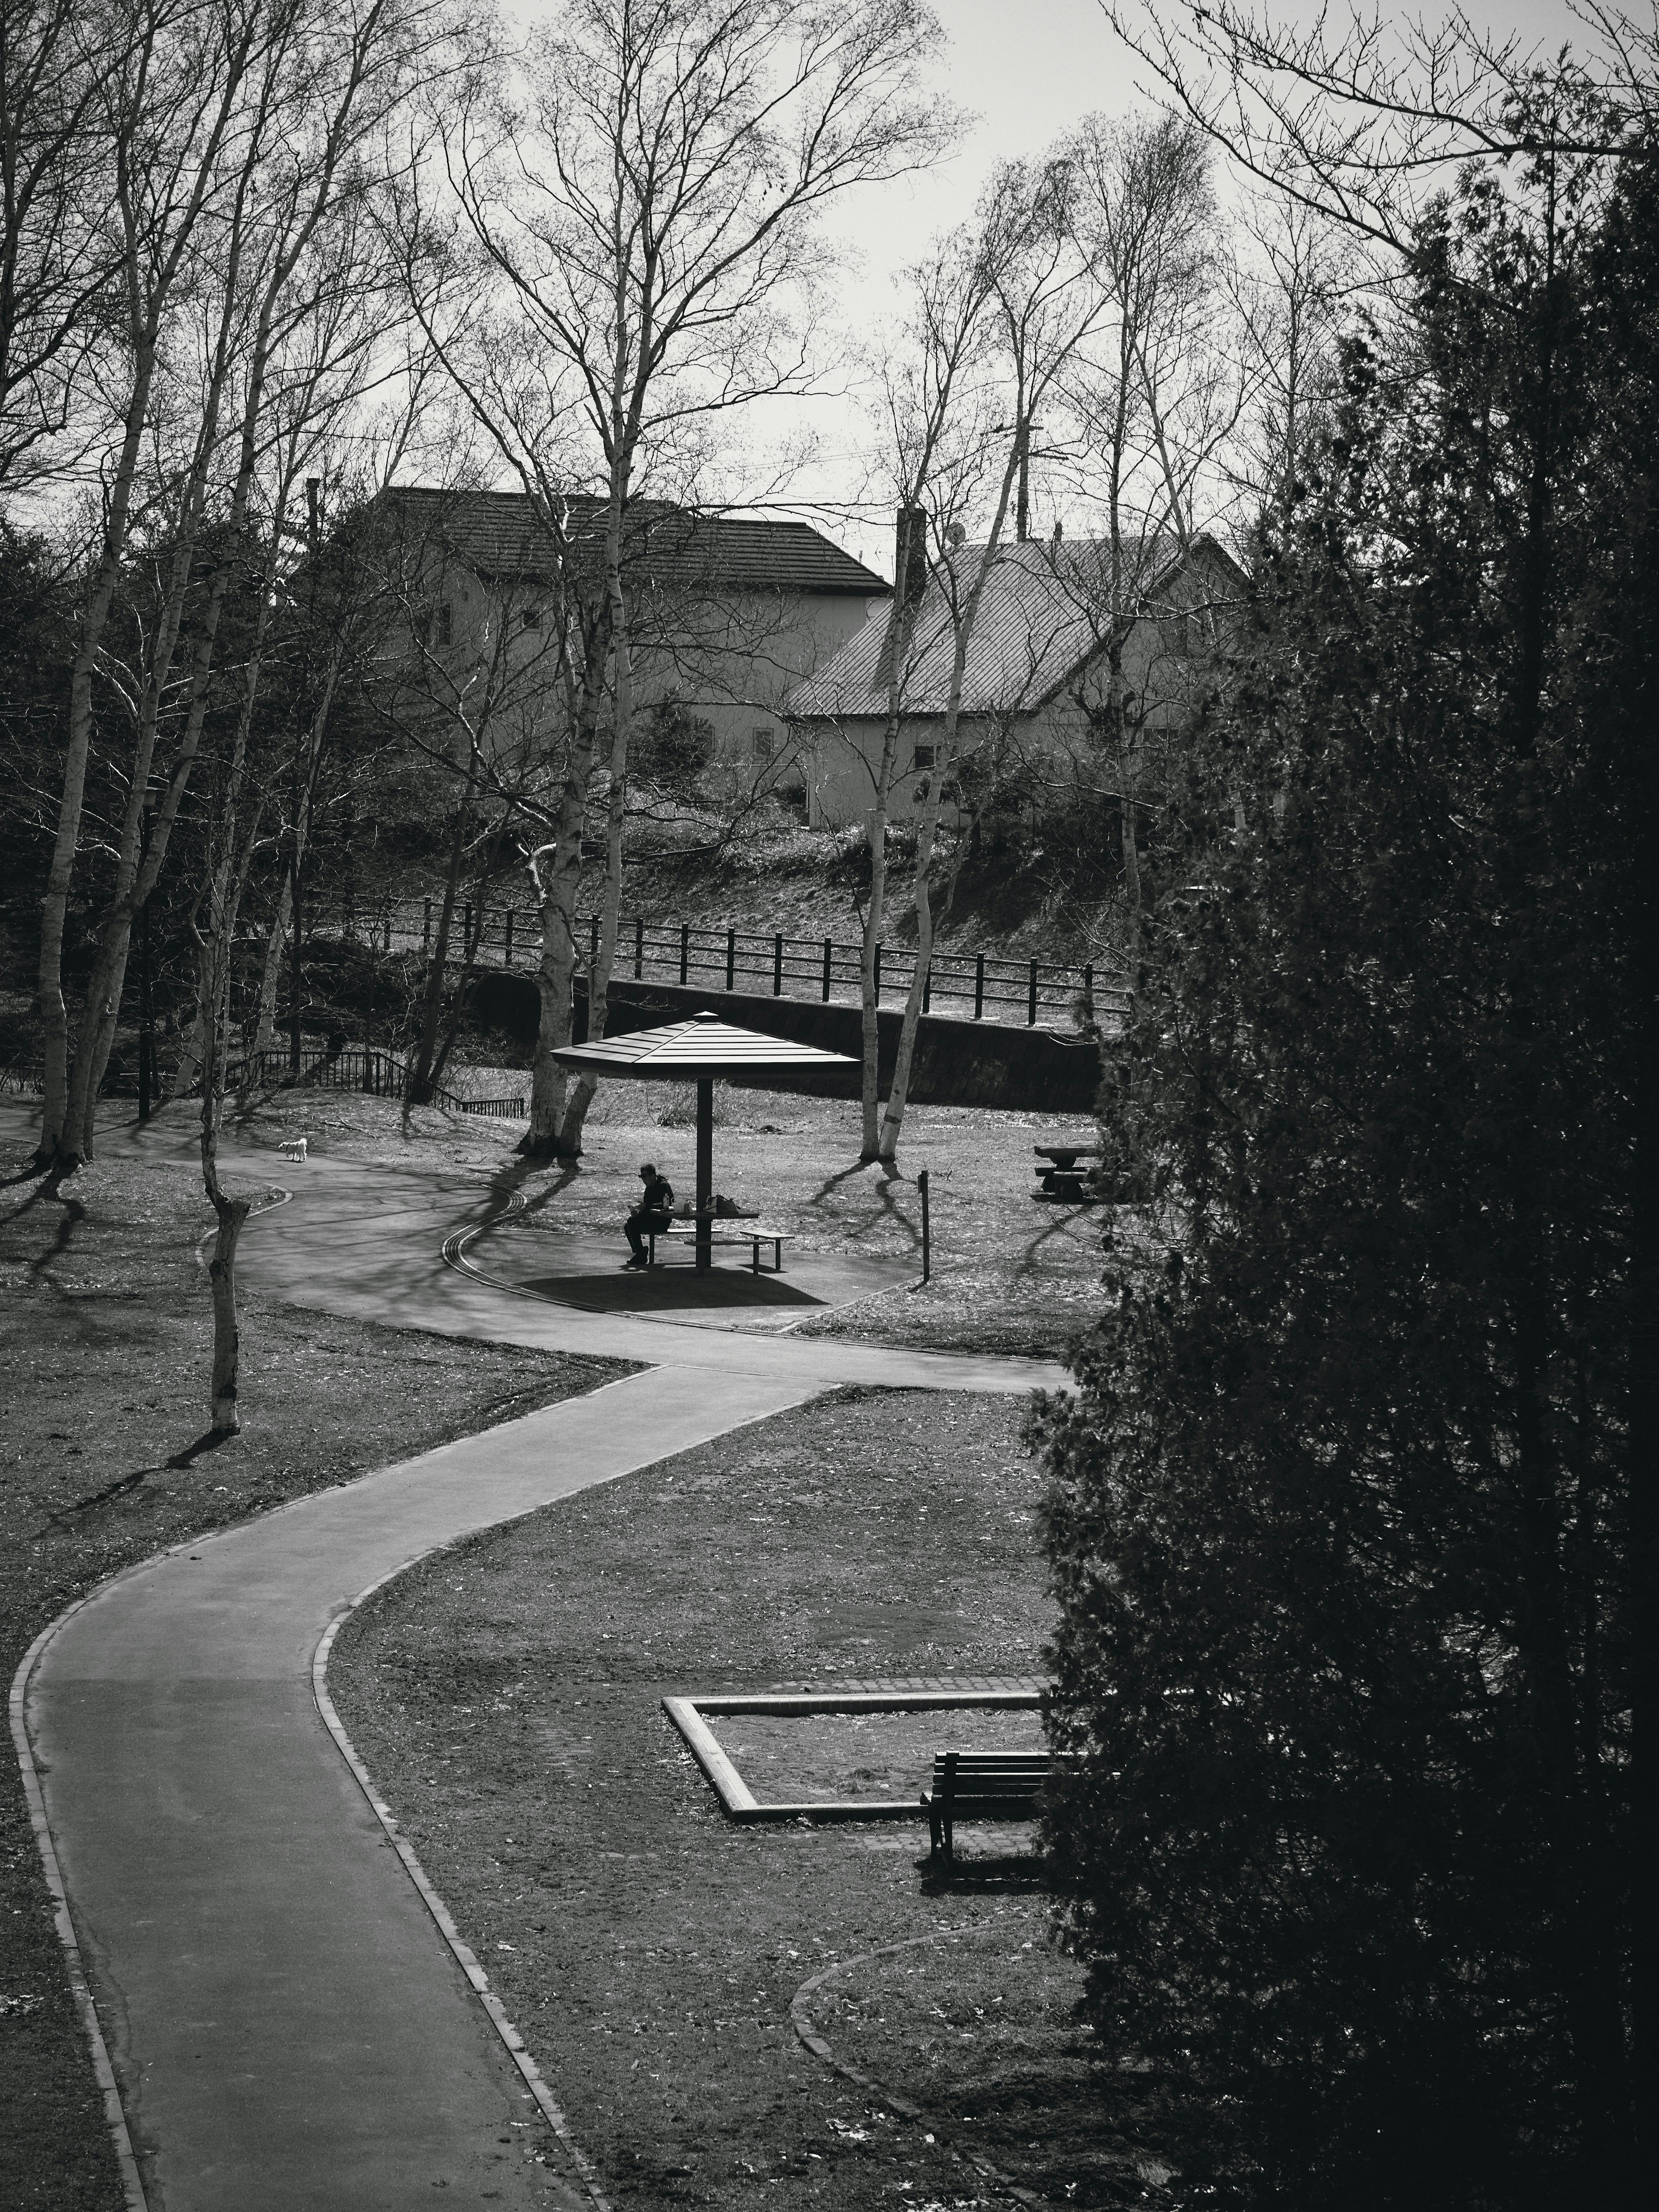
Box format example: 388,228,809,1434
637,1174,673,1217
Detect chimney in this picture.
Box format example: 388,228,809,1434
894,504,928,610
876,505,928,692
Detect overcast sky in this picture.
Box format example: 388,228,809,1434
790,0,1601,573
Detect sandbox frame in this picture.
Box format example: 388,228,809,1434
662,1684,1046,1823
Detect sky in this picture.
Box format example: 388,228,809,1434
786,0,1603,572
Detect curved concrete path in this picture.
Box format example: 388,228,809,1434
14,1114,1064,2210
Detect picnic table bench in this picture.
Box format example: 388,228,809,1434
646,1212,787,1273
921,1750,1053,1862
1033,1141,1103,1204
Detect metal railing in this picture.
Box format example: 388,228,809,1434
1,1052,527,1119
320,900,1128,1031
220,1045,525,1118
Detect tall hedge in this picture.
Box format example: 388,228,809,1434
1033,136,1656,2210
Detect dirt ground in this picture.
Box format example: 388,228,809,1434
329,1388,1160,2212
0,1105,626,2212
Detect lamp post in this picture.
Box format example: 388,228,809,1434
137,789,157,1124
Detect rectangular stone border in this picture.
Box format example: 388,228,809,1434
662,1683,1048,1823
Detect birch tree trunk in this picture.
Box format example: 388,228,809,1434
859,763,894,1162
249,874,292,1062
250,644,344,1062
876,780,942,1162
200,984,251,1433
557,462,636,1157
198,880,250,1433
858,511,922,1162
877,468,1023,1162
409,762,476,1103
1120,709,1143,968
521,617,610,1156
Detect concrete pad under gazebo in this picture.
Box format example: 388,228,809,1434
551,1010,861,1274
498,1230,913,1328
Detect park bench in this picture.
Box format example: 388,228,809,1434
646,1217,787,1273
920,1750,1052,1862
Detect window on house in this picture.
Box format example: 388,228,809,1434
435,601,453,647
752,726,775,760
522,605,543,632
912,742,937,770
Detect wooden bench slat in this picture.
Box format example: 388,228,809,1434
646,1223,787,1272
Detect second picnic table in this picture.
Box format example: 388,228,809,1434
1033,1141,1102,1204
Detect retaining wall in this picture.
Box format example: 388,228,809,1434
465,972,1104,1115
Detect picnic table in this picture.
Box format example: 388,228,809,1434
1033,1141,1103,1204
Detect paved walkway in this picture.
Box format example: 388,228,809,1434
14,1112,1065,2210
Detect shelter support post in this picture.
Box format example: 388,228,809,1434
696,1077,714,1274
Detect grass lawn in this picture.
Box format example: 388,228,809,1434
329,1386,1159,2211
0,1105,627,2212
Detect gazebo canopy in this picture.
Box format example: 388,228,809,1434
550,1009,857,1081
550,1011,858,1274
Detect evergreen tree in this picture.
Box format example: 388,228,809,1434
1034,135,1656,2209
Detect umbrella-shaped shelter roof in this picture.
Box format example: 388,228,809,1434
550,1009,858,1080
550,1012,859,1274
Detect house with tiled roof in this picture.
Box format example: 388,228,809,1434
784,521,1246,828
359,486,890,776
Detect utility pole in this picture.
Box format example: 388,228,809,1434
289,477,323,1076
137,791,156,1123
289,844,303,1072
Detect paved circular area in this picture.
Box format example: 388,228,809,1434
458,1217,916,1330
16,1117,1065,2209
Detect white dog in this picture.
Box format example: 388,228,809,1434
280,1136,308,1164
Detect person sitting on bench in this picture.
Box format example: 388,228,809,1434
623,1162,674,1269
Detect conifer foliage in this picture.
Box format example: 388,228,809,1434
1033,140,1656,2208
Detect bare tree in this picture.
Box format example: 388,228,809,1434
855,226,1004,1160
173,194,412,1105
407,0,950,1157
1105,3,1656,254
1057,110,1242,963
35,0,277,1163
352,486,578,1102
1224,191,1350,534
0,0,133,491
36,0,441,1170
872,151,1116,1164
